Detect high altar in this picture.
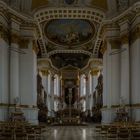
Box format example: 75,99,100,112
58,66,81,125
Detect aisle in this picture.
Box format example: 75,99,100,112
42,125,100,140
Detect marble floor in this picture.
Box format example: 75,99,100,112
42,125,101,140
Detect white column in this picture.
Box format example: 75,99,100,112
10,41,19,104
102,41,112,123
19,41,38,124
102,40,121,123
0,38,9,121
120,38,130,105
131,37,140,121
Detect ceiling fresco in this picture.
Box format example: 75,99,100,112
50,53,90,69
45,19,95,47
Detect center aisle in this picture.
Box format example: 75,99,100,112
42,125,100,140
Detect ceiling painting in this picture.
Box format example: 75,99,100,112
45,19,95,47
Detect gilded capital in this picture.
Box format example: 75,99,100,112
100,40,107,54
90,69,99,76
41,69,49,76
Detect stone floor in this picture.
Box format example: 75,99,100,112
41,125,102,140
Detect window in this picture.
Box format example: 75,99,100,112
80,75,86,96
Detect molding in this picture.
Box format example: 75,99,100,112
0,103,38,109
47,49,92,57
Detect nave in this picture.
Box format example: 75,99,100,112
42,125,97,140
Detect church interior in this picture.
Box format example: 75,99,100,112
0,0,140,139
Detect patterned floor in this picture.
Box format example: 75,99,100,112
42,125,101,140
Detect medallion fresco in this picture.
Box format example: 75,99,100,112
45,19,95,46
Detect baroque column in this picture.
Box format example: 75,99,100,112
119,21,130,107
19,40,38,124
120,35,130,104
131,25,140,121
10,34,20,105
0,32,9,120
101,38,121,123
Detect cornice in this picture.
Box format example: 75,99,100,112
0,24,9,42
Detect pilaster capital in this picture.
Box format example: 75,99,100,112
120,34,129,45
108,39,121,49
